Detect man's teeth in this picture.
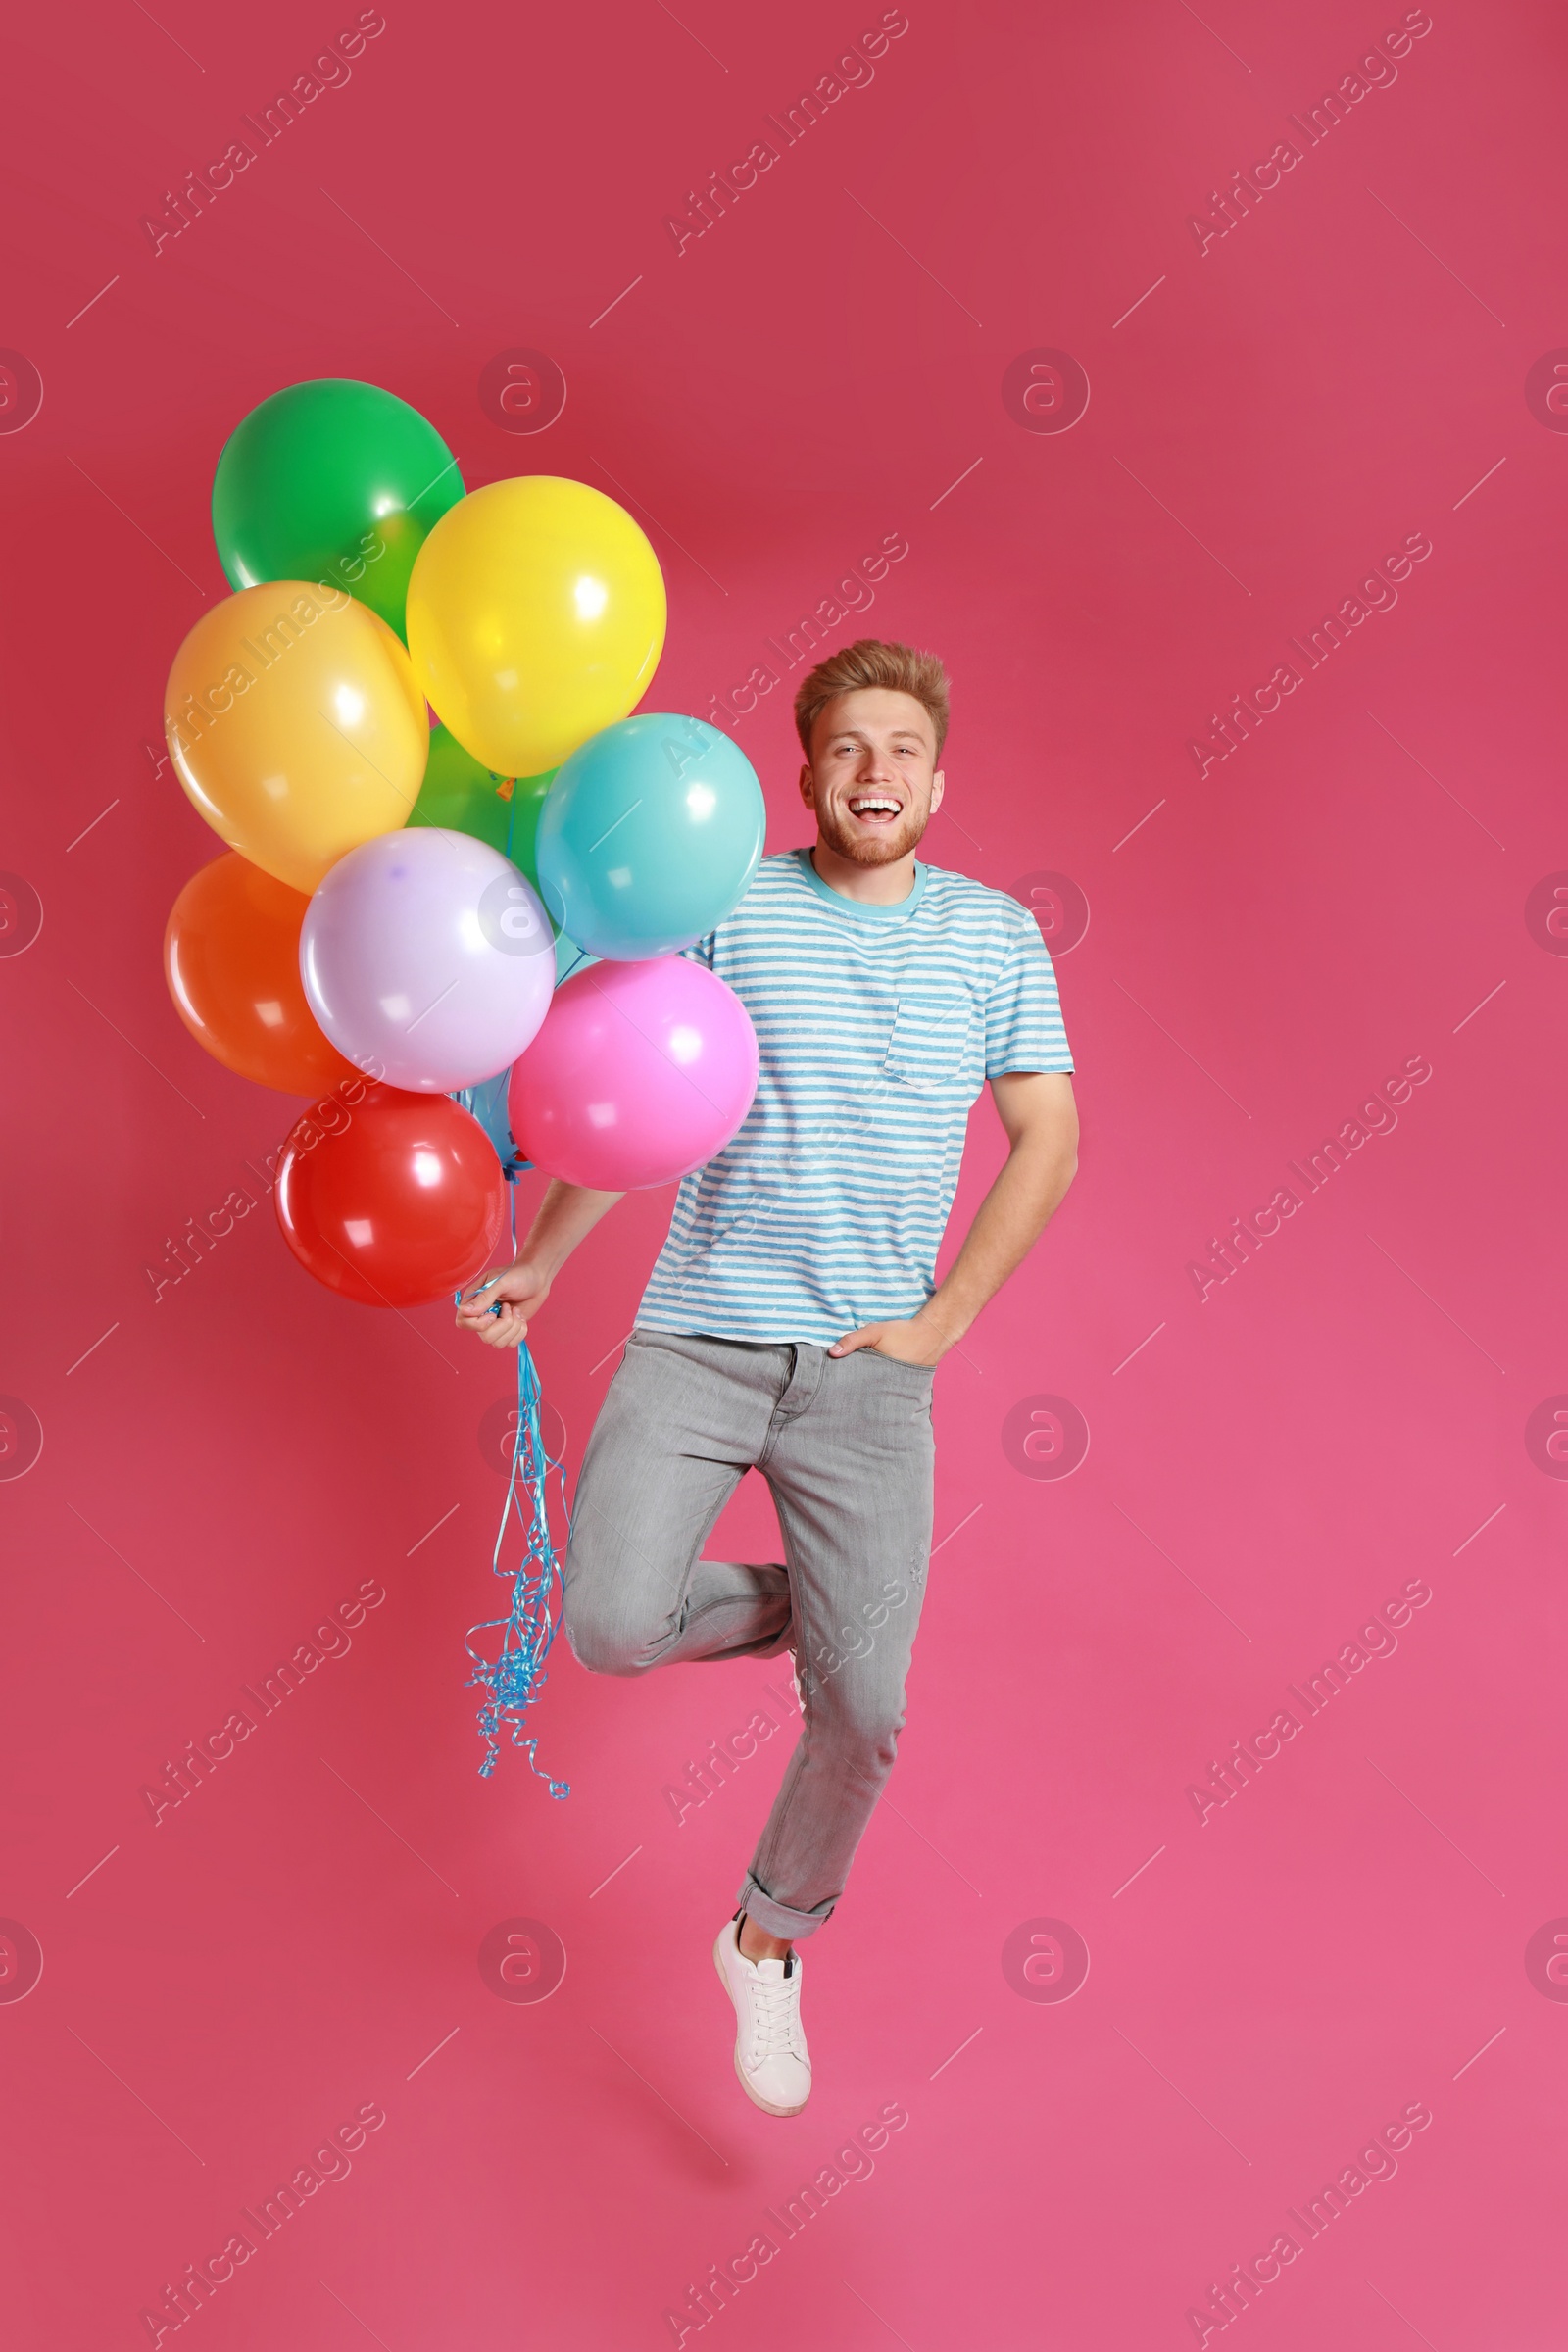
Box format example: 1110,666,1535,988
850,799,899,815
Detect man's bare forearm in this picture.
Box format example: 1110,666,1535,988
515,1179,624,1277
916,1130,1077,1349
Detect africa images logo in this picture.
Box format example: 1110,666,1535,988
662,13,909,257
1002,1394,1090,1479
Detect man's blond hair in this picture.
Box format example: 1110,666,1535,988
793,637,950,759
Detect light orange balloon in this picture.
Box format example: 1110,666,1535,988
164,582,427,893
164,852,358,1095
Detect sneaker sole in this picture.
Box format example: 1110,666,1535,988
711,1936,810,2118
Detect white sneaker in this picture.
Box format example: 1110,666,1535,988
712,1916,811,2116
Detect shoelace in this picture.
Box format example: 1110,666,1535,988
747,1969,807,2064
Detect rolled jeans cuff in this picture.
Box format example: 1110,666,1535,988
737,1872,834,1942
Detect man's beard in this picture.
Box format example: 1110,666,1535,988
815,802,929,867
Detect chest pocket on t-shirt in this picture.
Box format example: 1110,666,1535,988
882,988,977,1096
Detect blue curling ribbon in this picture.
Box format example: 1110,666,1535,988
449,1125,570,1797
463,1330,571,1795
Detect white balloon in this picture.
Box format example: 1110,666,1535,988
300,829,554,1093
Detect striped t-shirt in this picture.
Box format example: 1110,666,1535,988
635,848,1073,1345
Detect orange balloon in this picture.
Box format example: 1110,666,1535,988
164,582,427,893
164,853,358,1095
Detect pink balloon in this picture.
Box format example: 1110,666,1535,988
300,829,554,1093
509,957,759,1189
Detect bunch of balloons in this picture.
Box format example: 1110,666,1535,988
161,377,765,1311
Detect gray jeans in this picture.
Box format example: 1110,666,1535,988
562,1328,936,1940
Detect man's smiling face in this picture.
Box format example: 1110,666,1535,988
799,686,946,868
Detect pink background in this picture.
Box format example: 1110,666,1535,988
2,0,1565,2344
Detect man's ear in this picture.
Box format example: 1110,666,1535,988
929,766,945,814
798,761,816,807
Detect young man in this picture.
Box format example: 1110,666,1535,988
457,639,1078,2117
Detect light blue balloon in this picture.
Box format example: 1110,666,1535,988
452,932,599,1175
535,713,764,959
452,1068,523,1177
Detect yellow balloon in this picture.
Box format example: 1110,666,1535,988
405,476,666,775
165,583,427,894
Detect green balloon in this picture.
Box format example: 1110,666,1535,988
498,767,557,890
408,726,556,884
212,378,464,639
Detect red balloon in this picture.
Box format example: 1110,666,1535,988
275,1085,507,1307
